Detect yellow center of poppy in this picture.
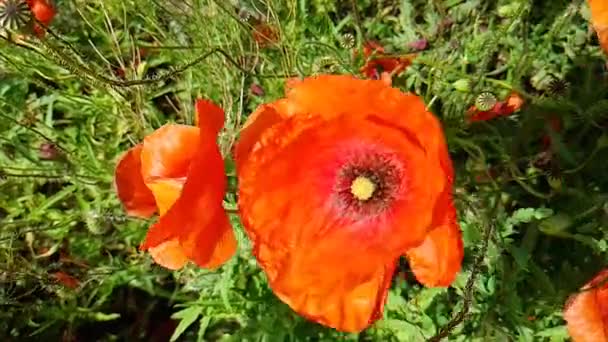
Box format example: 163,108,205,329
350,176,376,201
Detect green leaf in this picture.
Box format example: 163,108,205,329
170,306,203,342
196,316,211,342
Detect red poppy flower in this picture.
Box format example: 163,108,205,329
358,41,416,83
235,75,463,332
467,92,524,123
114,99,236,270
589,0,608,55
25,0,56,36
563,268,608,342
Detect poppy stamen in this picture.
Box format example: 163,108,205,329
350,176,376,201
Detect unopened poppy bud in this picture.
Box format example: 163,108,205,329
452,79,471,92
250,83,265,97
39,142,59,160
408,38,428,51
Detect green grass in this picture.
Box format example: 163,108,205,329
1,0,607,340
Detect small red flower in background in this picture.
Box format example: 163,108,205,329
51,271,79,289
234,75,463,332
252,23,279,47
541,116,562,149
114,99,236,270
250,83,265,97
563,268,608,342
357,41,416,85
408,38,428,51
467,92,524,123
26,0,56,36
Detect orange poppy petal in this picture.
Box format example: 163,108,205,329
140,108,236,269
505,92,524,112
234,103,285,172
406,200,463,287
589,0,608,54
148,239,189,270
266,256,396,333
146,178,185,216
564,269,608,342
140,124,200,183
195,99,225,135
284,75,449,183
114,144,157,218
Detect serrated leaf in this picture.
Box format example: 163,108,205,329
196,316,211,342
170,306,203,342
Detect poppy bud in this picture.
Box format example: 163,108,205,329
39,142,59,160
452,79,471,92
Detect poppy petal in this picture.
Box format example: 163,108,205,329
141,107,236,269
148,239,189,270
589,0,608,55
259,239,397,332
564,269,608,342
284,75,450,183
195,99,225,134
146,178,185,216
234,103,286,171
406,200,463,287
140,124,200,183
114,144,157,218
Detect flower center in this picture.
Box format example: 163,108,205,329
330,146,405,221
350,176,376,201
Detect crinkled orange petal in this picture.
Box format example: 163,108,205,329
140,106,236,269
114,144,157,218
564,269,608,342
283,76,448,182
589,0,608,55
406,200,463,287
140,124,200,183
266,255,397,332
234,103,286,172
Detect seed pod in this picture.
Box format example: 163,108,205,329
475,92,497,111
0,0,31,31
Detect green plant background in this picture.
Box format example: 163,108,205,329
1,0,607,341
